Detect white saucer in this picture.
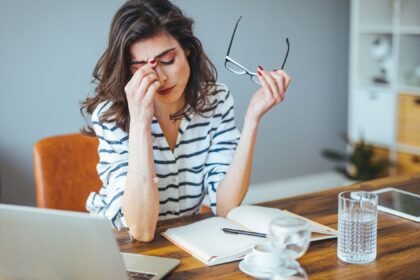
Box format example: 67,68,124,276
239,259,274,279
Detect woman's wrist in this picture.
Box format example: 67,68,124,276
130,121,152,134
127,168,159,184
244,112,260,129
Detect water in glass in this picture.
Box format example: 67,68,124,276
337,191,378,264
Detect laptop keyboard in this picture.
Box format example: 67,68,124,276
127,271,156,280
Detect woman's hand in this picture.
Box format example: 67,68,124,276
124,61,161,125
245,67,291,124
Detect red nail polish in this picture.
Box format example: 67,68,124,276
257,70,262,76
258,66,263,71
150,59,156,64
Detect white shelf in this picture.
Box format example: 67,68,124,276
397,143,420,156
359,26,420,35
398,85,420,95
399,26,420,35
358,80,392,91
359,25,393,34
349,0,420,175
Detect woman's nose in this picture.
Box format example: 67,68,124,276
150,64,168,85
156,68,168,84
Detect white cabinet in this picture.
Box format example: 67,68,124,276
349,87,395,146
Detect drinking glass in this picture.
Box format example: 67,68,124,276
269,217,311,280
337,191,378,264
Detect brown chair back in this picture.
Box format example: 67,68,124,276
34,133,102,212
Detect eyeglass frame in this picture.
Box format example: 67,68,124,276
224,16,290,85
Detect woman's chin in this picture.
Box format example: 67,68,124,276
154,92,185,107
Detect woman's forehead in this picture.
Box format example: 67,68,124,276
130,33,181,61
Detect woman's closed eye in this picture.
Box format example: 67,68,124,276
158,52,176,65
129,59,173,72
159,58,175,65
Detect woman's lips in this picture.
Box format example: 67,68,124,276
158,85,176,96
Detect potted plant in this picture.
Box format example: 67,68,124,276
321,134,391,181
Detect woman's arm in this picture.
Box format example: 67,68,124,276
216,116,258,217
122,123,159,242
121,62,161,242
216,69,291,217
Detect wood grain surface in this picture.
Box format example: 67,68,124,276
114,174,420,279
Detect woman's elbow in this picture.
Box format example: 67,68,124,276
129,227,156,242
217,208,228,218
217,203,234,218
126,219,157,242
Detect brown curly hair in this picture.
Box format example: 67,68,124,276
81,0,217,134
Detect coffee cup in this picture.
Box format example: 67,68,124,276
244,241,282,273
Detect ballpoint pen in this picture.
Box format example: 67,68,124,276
221,228,267,238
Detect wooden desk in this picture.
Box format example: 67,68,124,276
114,174,420,279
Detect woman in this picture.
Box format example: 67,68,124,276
81,0,291,242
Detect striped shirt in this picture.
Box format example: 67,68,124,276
86,83,241,229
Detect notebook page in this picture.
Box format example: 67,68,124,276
162,217,262,264
283,210,338,235
227,205,337,237
227,205,287,234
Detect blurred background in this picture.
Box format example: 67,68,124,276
0,0,418,207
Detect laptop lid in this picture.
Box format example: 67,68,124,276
0,204,179,280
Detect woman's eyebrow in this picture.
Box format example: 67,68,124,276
130,47,176,65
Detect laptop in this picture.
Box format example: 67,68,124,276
0,203,179,280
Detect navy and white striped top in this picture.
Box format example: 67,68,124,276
86,83,241,229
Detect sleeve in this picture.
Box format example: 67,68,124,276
85,101,130,230
203,85,241,215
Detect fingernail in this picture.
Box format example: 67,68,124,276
258,66,263,71
150,59,156,64
257,70,262,76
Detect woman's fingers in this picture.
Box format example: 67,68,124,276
276,69,292,91
125,66,155,93
125,61,159,123
258,67,281,102
268,71,285,102
144,80,161,105
256,68,275,101
248,68,291,122
257,68,292,105
135,72,159,100
273,70,292,101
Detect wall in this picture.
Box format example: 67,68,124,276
0,0,349,205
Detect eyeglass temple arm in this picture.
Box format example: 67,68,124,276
226,16,243,56
280,38,290,70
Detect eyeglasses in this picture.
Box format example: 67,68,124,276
224,16,290,85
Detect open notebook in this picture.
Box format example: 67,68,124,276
162,205,337,266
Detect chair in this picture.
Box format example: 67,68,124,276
34,133,211,214
34,133,102,212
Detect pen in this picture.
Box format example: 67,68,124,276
222,228,267,238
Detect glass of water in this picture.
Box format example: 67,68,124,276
270,217,311,259
337,191,378,264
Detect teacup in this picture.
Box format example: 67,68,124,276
244,241,282,273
